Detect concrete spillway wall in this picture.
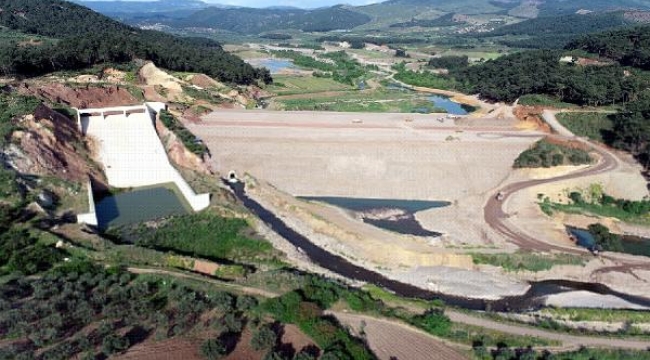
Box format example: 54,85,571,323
77,180,98,226
76,103,210,225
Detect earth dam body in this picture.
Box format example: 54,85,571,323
228,180,650,312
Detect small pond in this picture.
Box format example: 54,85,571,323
428,95,474,115
95,186,189,230
299,197,449,237
568,227,650,257
382,82,475,115
255,58,295,74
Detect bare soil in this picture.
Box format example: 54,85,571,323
19,82,139,108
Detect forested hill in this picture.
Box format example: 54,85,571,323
0,0,270,85
486,12,632,38
172,5,371,33
566,26,650,69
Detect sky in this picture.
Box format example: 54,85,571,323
85,0,383,8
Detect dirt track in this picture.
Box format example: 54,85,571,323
483,113,650,274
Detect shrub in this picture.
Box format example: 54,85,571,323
514,139,592,168
251,325,277,351
409,308,451,337
200,338,227,360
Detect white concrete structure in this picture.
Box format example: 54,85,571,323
77,180,98,227
75,103,210,226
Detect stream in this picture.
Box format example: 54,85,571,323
228,181,650,312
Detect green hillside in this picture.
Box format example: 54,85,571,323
538,0,650,17
0,0,270,84
567,25,650,69
173,5,371,34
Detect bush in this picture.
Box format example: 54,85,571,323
159,110,208,156
588,223,624,252
101,334,129,355
251,325,277,351
409,308,451,337
514,139,592,168
200,338,227,360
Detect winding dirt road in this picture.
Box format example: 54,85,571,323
483,113,650,272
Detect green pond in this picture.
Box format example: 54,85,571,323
96,185,189,230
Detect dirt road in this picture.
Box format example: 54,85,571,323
127,267,279,298
447,311,650,350
483,112,650,274
128,267,650,351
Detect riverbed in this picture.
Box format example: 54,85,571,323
229,180,650,311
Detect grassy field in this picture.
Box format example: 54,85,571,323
471,251,587,272
279,96,446,113
110,212,281,265
267,75,354,95
545,201,650,226
556,112,615,143
518,94,580,108
539,307,650,324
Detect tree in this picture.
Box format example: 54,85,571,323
101,334,130,355
200,338,227,360
251,325,277,351
588,223,624,252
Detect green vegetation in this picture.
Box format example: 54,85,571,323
159,109,208,156
0,227,65,275
482,12,631,49
540,307,650,323
517,94,579,108
545,186,650,225
279,95,444,113
172,6,371,33
267,75,352,96
0,92,42,146
471,251,586,272
262,277,378,360
270,50,368,85
390,13,462,28
427,55,469,71
0,0,270,84
513,139,593,168
113,212,276,264
407,309,451,336
454,50,647,104
0,260,266,359
473,344,650,360
588,223,625,252
393,63,456,90
556,112,614,143
568,25,650,69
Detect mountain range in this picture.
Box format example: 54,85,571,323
73,0,650,35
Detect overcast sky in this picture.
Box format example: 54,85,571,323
84,0,383,8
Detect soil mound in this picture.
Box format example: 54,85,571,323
21,83,139,108
9,104,105,184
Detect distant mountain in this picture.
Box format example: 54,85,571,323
537,0,650,17
71,0,213,13
67,0,650,35
0,0,270,84
172,5,372,33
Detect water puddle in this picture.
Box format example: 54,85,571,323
299,197,449,237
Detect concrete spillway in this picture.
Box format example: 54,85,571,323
76,103,210,227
